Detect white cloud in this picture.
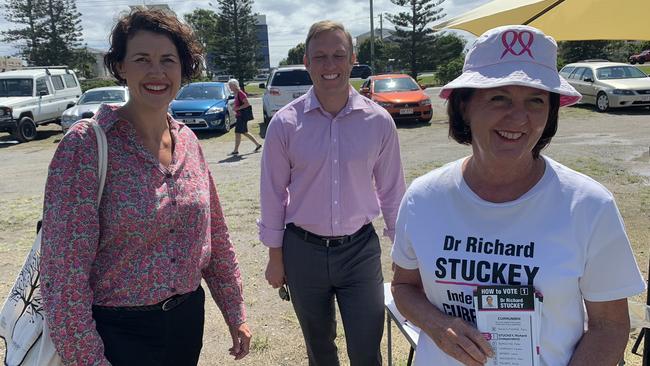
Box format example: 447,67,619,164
0,0,488,67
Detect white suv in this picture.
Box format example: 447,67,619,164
0,66,82,142
260,65,312,123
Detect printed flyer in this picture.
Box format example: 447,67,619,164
474,285,542,366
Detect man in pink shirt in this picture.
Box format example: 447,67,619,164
259,20,406,365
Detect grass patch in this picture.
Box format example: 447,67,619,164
251,335,270,353
417,74,437,86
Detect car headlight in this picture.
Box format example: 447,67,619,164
612,89,634,95
206,106,224,114
420,98,431,106
0,107,11,117
376,101,392,108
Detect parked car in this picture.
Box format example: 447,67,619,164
350,64,372,79
168,82,235,131
0,66,81,142
61,86,129,133
559,61,650,112
214,74,233,82
260,65,312,123
629,50,650,64
359,74,432,123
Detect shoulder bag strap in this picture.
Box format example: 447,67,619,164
90,123,108,204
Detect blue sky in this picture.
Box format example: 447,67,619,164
0,0,488,67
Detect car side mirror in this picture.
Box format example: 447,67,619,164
584,77,594,83
360,87,370,95
259,83,266,89
39,90,48,96
227,95,235,100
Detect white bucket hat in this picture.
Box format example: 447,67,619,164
439,25,581,107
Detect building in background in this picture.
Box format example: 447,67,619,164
255,15,270,70
0,56,23,72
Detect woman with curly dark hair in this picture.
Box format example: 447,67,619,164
40,9,251,365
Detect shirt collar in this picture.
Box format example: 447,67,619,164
94,103,182,133
303,86,371,116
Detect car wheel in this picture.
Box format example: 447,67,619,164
13,117,37,142
630,60,636,64
223,113,231,132
596,92,609,112
639,60,645,65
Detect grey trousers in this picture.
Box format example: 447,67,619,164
283,224,384,366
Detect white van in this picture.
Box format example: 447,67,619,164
0,66,82,142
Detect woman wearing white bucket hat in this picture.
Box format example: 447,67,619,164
390,25,645,366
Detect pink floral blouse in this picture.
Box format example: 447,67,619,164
41,104,246,365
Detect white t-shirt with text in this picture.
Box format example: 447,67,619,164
391,156,645,366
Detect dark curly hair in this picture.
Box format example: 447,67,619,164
447,88,560,159
104,9,203,84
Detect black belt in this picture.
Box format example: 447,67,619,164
93,288,197,312
286,223,373,247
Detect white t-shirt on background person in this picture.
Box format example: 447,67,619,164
391,156,646,366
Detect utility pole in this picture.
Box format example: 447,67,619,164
380,13,383,41
370,0,374,71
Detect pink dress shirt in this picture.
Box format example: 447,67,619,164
41,104,246,365
259,86,406,248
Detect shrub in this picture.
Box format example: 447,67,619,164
435,56,464,85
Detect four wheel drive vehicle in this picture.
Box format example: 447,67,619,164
350,64,372,79
629,50,650,64
0,66,82,142
559,61,650,112
260,65,313,123
359,74,432,123
61,86,129,133
168,82,236,132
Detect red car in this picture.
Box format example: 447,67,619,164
359,74,432,123
629,50,650,64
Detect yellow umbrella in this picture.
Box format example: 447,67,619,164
435,0,650,40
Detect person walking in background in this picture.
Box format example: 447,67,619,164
391,25,645,366
259,20,406,366
228,78,262,156
40,9,251,365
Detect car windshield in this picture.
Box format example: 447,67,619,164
271,70,313,86
374,77,420,92
78,90,126,104
0,78,33,97
596,66,648,80
176,85,225,100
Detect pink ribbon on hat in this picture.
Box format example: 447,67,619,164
500,30,535,59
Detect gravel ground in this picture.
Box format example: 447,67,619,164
0,93,648,365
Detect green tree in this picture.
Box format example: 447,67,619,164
39,0,83,65
358,38,387,72
1,0,47,65
213,0,260,89
284,42,305,65
426,33,465,71
71,46,97,78
184,9,220,76
2,0,84,66
387,0,446,78
557,40,609,66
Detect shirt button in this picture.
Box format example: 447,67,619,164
334,160,338,163
334,180,338,184
334,201,338,205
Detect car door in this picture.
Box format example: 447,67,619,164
567,67,589,103
578,68,598,104
34,77,58,122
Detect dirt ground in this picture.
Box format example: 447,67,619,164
0,92,648,365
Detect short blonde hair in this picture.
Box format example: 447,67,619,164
304,20,354,61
